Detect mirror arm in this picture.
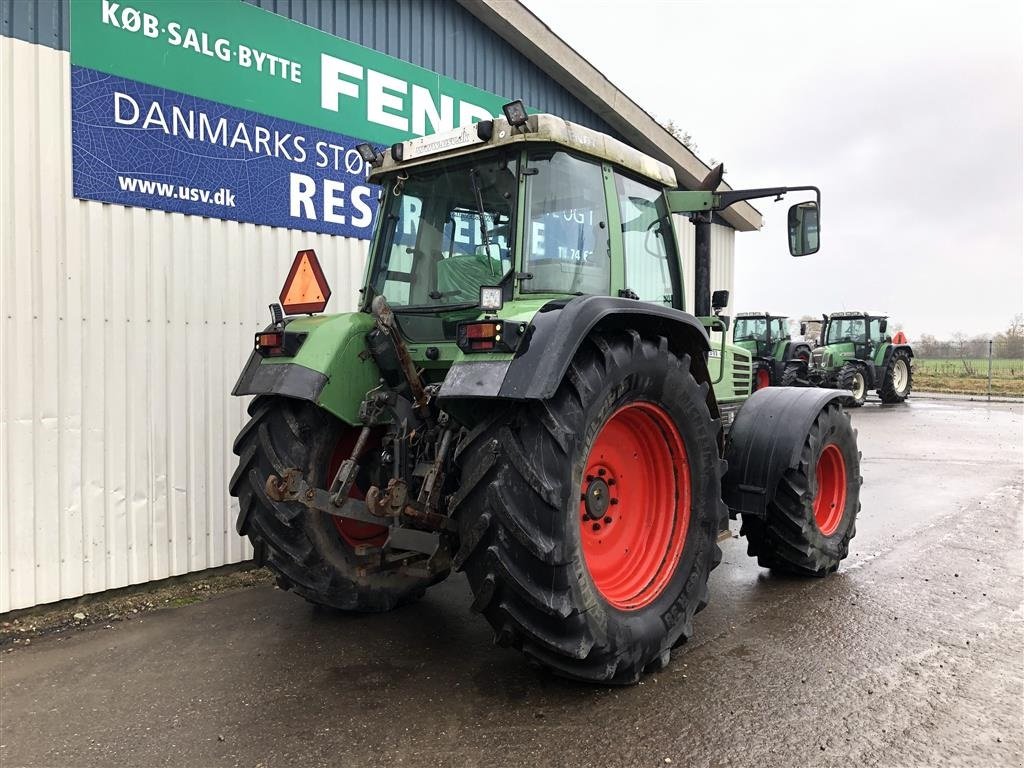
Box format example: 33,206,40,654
714,185,821,213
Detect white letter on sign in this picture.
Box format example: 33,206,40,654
289,173,317,221
320,53,363,113
367,70,408,132
113,91,140,125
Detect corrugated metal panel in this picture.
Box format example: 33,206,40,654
0,0,619,137
0,37,369,612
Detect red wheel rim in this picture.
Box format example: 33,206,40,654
327,430,388,548
755,368,771,390
813,443,847,536
579,402,690,611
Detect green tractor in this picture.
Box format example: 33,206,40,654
229,104,862,684
732,312,812,390
807,311,914,406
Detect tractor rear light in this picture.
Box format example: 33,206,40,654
254,329,306,358
466,322,499,339
456,320,525,353
258,331,283,348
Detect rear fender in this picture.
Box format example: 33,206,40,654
232,312,380,426
723,387,847,518
438,295,715,414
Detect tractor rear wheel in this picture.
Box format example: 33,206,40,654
740,403,861,575
878,349,913,403
780,361,806,387
453,331,724,684
230,396,445,611
837,362,868,407
753,362,773,391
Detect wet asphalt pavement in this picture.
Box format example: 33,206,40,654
2,399,1022,767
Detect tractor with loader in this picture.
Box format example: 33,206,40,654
805,311,913,406
732,312,812,390
229,103,862,684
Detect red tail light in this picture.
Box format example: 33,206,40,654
456,320,526,353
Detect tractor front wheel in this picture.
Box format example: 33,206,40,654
453,331,724,684
230,396,445,611
740,402,861,574
753,362,773,391
780,361,806,387
837,362,868,407
879,349,913,403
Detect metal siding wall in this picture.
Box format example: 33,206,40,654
0,0,618,136
671,216,735,316
0,37,369,612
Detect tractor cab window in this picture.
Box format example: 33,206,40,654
770,318,788,341
370,153,516,309
521,151,611,296
826,317,867,344
615,172,676,306
869,318,886,341
734,317,768,341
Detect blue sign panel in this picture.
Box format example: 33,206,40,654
71,66,379,239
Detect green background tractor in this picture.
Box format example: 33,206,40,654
807,311,914,406
732,312,812,390
229,106,862,684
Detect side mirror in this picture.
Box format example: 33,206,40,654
800,322,808,336
788,201,820,257
711,289,730,313
879,319,888,334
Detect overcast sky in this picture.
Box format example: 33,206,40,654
522,0,1023,338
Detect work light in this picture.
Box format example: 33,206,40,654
355,143,383,167
502,100,528,127
480,286,503,311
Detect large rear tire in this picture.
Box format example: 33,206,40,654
740,403,861,575
837,362,868,407
230,396,444,611
878,349,913,403
453,331,725,684
780,361,806,387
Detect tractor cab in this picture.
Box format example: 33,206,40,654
733,312,789,358
814,312,890,366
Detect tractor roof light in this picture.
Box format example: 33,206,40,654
280,249,331,315
502,100,529,128
355,142,384,168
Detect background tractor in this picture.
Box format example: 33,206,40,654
807,311,914,406
229,104,862,684
732,312,812,389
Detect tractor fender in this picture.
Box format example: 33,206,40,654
783,341,812,363
231,312,381,426
722,387,847,518
439,296,712,402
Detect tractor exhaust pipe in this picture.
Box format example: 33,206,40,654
692,164,723,318
693,213,711,318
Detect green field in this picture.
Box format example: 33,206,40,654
913,358,1024,396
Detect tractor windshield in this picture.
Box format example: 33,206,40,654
369,152,517,310
826,317,867,344
734,317,769,342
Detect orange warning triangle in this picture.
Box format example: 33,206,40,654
280,249,331,314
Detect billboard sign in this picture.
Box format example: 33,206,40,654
70,0,511,238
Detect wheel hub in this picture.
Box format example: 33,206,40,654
579,402,690,611
583,476,612,521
